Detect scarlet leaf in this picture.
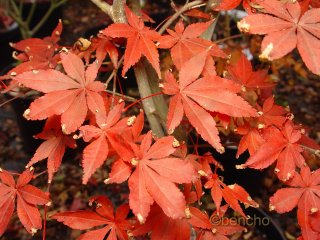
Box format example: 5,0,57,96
103,6,161,77
244,122,305,181
14,52,106,134
132,205,192,240
79,103,128,184
106,133,195,222
0,169,50,236
52,196,132,240
28,116,76,182
195,205,245,240
204,174,258,217
162,51,257,152
227,53,274,90
158,20,226,69
238,0,320,75
270,166,320,240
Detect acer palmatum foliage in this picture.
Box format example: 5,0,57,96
238,0,320,75
0,168,50,236
0,1,320,239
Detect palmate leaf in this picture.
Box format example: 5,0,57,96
27,116,76,183
161,50,257,153
131,204,211,240
243,122,306,181
158,20,226,70
79,102,128,184
14,52,106,134
238,0,320,75
103,6,161,77
0,169,50,236
270,166,320,240
105,132,195,223
204,174,258,217
52,196,132,240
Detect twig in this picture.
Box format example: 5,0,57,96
105,90,136,102
302,145,320,158
90,0,126,23
134,62,165,137
31,0,67,36
158,0,203,34
90,0,113,20
214,33,243,44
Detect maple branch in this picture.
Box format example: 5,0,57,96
134,62,166,137
90,0,126,23
158,0,203,34
90,0,113,18
105,90,136,102
30,0,67,36
108,0,168,137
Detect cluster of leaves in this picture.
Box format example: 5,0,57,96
0,0,320,239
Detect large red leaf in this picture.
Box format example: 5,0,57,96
162,51,257,153
15,52,106,134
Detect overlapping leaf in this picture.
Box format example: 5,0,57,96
52,196,132,240
270,166,320,240
27,116,76,183
195,205,245,240
243,121,306,181
103,6,161,77
204,174,258,217
105,131,195,223
9,21,63,76
14,52,106,134
227,53,274,91
158,20,226,70
238,0,320,75
161,50,257,152
0,169,50,236
79,102,128,184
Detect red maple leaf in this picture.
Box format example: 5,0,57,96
257,96,288,128
26,116,76,183
161,50,257,152
270,166,320,240
158,20,226,70
79,102,129,184
14,51,106,134
52,196,132,240
0,169,50,236
238,0,320,75
212,0,257,13
243,121,306,181
236,124,265,158
194,205,246,240
103,6,161,77
204,173,258,217
131,204,211,240
186,152,223,200
9,21,63,75
105,131,195,223
227,53,275,91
